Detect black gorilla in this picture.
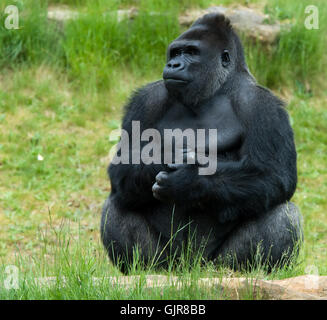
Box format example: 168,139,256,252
101,13,303,273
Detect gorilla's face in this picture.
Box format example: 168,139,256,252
163,18,235,107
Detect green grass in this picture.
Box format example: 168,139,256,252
0,216,302,299
244,0,327,88
0,0,326,299
0,1,62,66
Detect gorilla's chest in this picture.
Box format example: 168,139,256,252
156,95,243,153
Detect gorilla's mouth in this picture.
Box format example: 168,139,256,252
163,78,189,86
165,78,188,83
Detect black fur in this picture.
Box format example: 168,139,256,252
101,13,303,273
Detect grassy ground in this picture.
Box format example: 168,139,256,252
0,0,326,299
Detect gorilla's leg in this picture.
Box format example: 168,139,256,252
214,202,303,271
100,197,167,274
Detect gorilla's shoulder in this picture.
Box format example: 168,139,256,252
122,80,169,126
254,84,285,108
234,80,288,127
241,84,292,129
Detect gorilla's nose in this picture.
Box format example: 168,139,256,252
167,61,184,70
163,59,186,81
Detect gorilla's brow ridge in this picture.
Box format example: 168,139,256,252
168,40,201,51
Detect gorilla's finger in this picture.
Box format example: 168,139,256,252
167,163,185,171
152,182,169,201
155,171,169,184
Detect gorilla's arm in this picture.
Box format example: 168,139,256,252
109,82,167,209
153,97,297,222
207,104,297,221
208,110,297,221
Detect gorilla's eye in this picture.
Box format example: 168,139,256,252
221,50,230,66
185,46,199,56
170,48,181,58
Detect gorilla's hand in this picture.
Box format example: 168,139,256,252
152,163,199,203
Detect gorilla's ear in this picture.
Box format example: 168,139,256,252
222,49,231,67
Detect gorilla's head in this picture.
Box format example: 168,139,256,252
163,13,247,107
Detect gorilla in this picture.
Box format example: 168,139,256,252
101,13,303,273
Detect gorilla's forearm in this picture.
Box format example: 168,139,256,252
195,157,297,220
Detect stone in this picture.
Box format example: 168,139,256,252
47,6,138,24
265,275,327,299
116,8,139,22
200,276,327,300
47,6,79,22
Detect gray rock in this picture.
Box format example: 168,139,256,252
47,7,79,22
47,6,138,24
